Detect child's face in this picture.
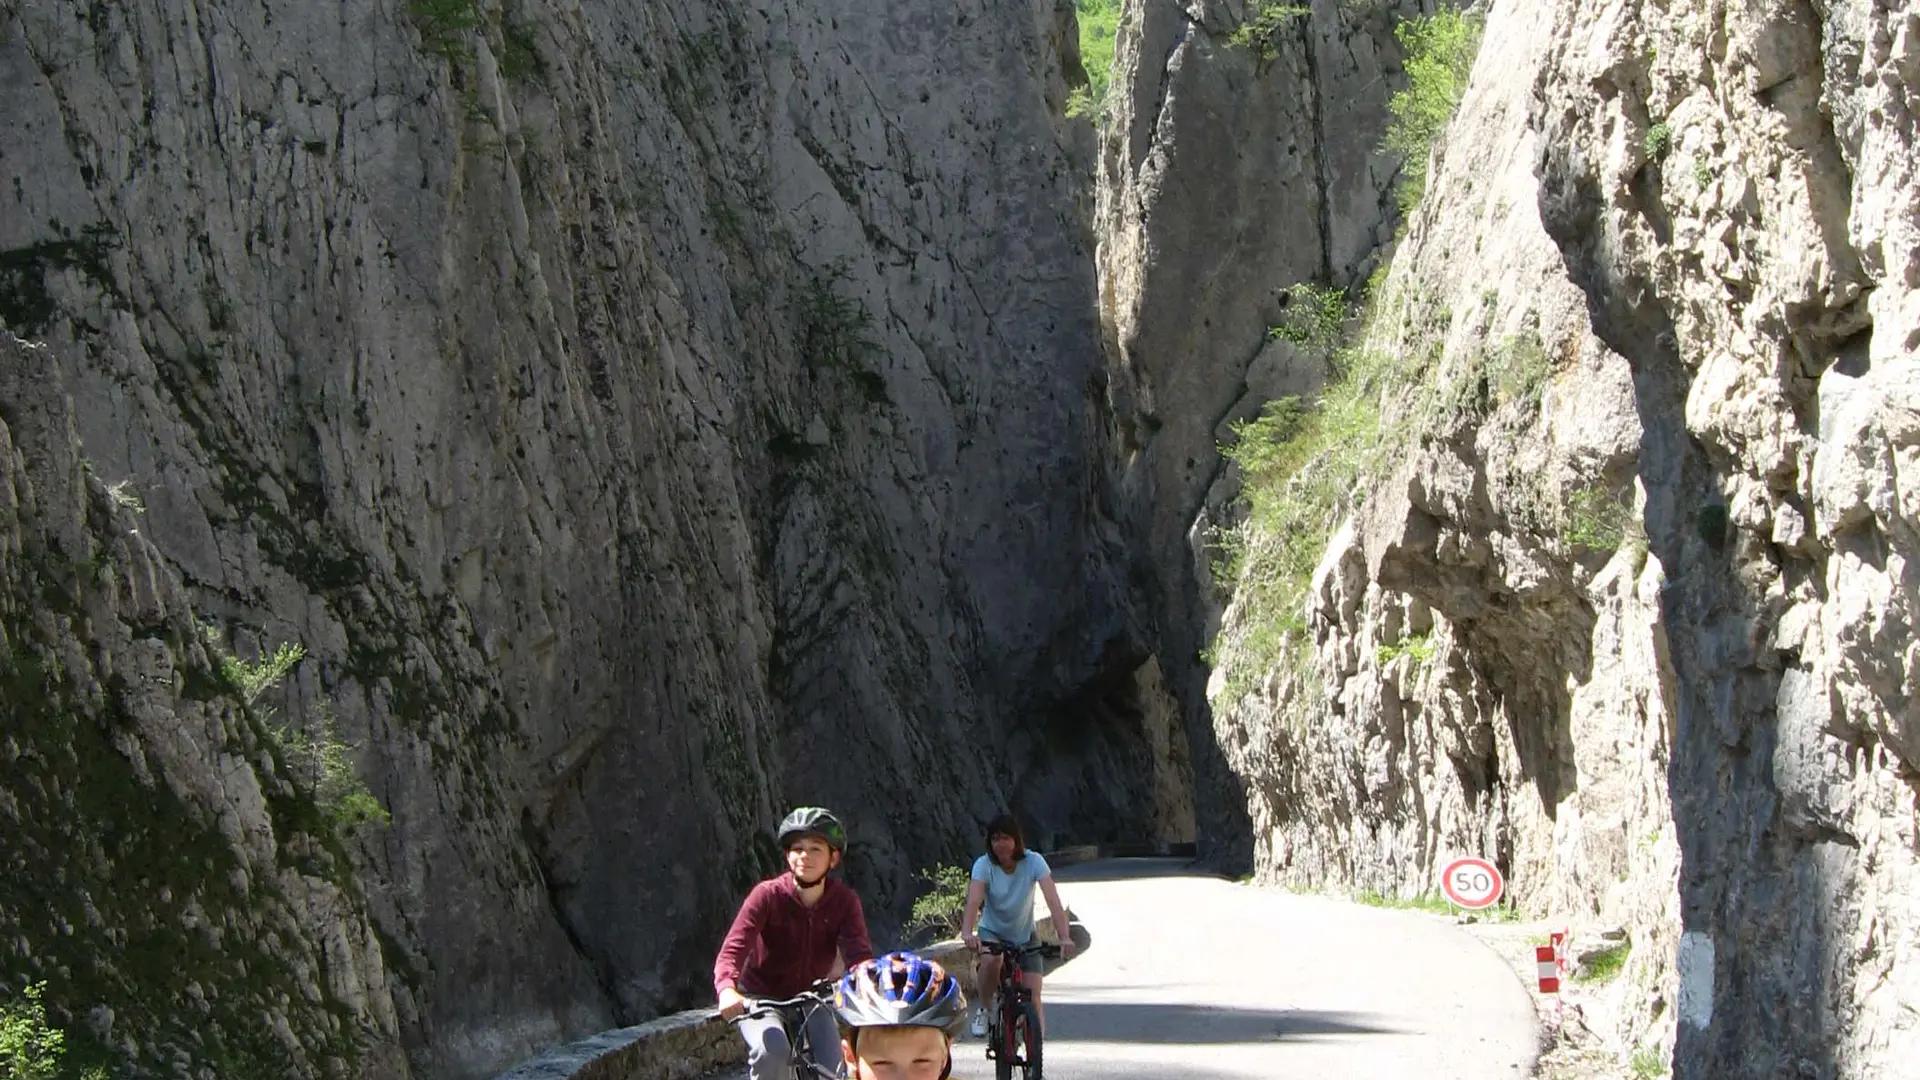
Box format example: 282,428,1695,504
842,1026,950,1080
786,836,838,881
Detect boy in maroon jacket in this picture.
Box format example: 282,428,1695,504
715,807,874,1079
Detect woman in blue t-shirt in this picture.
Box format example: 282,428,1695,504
959,813,1075,1037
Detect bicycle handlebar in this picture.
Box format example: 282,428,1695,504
976,939,1062,958
737,982,838,1019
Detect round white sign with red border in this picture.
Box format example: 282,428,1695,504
1440,857,1504,909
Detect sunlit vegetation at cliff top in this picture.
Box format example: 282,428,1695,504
1383,9,1485,214
1070,0,1122,118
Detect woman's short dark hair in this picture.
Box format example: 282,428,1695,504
984,814,1026,861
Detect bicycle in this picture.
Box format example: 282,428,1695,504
735,981,844,1079
977,939,1061,1080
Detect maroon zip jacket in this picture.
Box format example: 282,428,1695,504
713,874,874,999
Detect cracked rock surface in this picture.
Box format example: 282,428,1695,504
1,0,1192,1075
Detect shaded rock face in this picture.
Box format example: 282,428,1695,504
1198,0,1920,1073
0,0,1190,1076
0,331,407,1079
1096,0,1452,868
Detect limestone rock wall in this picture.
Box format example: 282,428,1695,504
1,331,407,1078
1198,0,1920,1074
1096,0,1456,866
1207,0,1681,1061
1534,0,1920,1074
0,0,1189,1076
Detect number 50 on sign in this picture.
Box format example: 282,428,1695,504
1440,857,1504,909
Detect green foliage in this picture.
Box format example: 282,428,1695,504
104,480,143,512
208,635,306,706
1352,890,1520,921
1375,631,1436,667
1073,0,1123,118
1489,331,1551,408
1268,283,1348,359
1576,940,1632,983
1562,483,1634,552
0,985,107,1080
1631,1046,1669,1078
500,20,545,83
199,633,390,832
1643,121,1672,160
1353,889,1452,914
797,270,886,404
1419,330,1551,427
904,865,972,940
268,708,393,833
1381,10,1485,214
408,0,484,62
1692,158,1713,188
0,983,62,1080
1214,343,1400,697
1228,3,1310,64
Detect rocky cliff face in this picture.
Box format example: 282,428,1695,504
1534,0,1920,1073
1194,0,1920,1074
1,331,406,1078
1097,0,1454,865
1207,0,1683,1060
0,0,1190,1076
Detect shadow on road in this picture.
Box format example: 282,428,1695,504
1052,858,1225,884
1044,1002,1397,1045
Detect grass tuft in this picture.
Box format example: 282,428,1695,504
1576,939,1631,983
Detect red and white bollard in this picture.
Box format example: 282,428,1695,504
1535,941,1560,993
1537,928,1572,1027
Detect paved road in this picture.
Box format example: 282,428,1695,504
946,859,1539,1080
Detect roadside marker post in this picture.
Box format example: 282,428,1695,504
1536,943,1560,993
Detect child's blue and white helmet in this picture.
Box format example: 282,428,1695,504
834,951,968,1033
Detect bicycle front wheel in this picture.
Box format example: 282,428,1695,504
1019,999,1043,1080
993,1002,1017,1080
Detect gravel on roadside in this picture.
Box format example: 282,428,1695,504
1445,916,1654,1080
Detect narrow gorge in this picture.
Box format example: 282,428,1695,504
2,0,1917,1078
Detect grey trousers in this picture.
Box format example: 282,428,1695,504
738,1003,846,1080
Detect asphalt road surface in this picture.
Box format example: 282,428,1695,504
945,858,1539,1080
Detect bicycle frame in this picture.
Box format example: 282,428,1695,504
978,940,1059,1079
738,985,843,1080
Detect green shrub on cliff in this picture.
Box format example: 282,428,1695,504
1268,283,1348,358
201,631,392,833
0,982,103,1080
216,638,305,705
1382,10,1485,214
1229,3,1311,64
408,0,484,62
1215,342,1398,695
0,983,62,1080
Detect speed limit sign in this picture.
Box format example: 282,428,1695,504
1440,857,1505,909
